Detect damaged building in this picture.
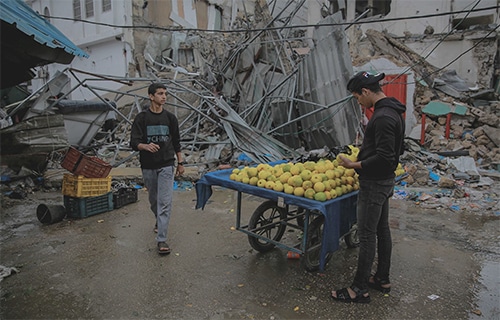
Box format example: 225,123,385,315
1,0,499,187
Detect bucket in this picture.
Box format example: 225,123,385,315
36,204,66,224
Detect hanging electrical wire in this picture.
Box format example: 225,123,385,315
42,5,499,34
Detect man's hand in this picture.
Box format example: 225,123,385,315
176,165,185,176
338,154,352,168
339,154,361,169
140,143,160,153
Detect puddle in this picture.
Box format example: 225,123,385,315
471,258,500,319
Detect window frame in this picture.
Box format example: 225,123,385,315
102,0,111,12
85,0,94,18
73,0,81,20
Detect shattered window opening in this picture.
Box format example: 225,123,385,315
355,0,391,18
452,14,495,30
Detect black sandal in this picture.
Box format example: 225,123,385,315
368,276,391,293
331,286,370,304
157,242,171,255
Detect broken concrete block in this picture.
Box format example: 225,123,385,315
430,129,444,137
438,177,456,188
473,127,485,137
479,115,499,127
403,174,415,185
462,140,473,149
405,163,418,175
482,125,500,147
476,135,491,146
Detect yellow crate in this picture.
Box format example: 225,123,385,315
62,174,112,197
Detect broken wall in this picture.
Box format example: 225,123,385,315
345,0,499,87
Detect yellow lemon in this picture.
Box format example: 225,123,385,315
304,188,316,199
313,182,326,192
293,187,305,197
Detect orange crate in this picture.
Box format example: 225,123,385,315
61,147,112,178
62,174,112,197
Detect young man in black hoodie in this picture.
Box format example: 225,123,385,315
130,83,185,255
331,71,406,303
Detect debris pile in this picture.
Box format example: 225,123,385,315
1,3,499,216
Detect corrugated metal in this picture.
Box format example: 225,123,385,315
383,74,407,105
0,0,88,58
296,13,361,149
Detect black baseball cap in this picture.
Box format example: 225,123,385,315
347,71,385,92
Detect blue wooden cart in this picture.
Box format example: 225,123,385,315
195,168,359,272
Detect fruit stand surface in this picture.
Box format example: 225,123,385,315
195,168,358,271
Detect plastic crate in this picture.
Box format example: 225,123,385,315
62,174,112,197
64,192,114,219
61,147,112,178
113,188,138,209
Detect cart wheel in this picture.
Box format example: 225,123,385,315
344,224,359,248
302,214,332,272
248,201,287,253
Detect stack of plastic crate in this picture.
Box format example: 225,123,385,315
61,147,114,218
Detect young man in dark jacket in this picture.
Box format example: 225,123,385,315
331,71,406,303
130,83,185,255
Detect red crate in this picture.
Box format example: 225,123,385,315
61,147,112,178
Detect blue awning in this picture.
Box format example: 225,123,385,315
0,0,88,58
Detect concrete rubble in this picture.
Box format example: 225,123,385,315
0,2,499,215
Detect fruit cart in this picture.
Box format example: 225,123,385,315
195,168,359,272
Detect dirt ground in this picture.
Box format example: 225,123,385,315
0,185,499,320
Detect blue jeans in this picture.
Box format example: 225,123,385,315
352,178,394,292
142,166,174,243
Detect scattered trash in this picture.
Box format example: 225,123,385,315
471,309,482,316
0,265,19,281
173,180,193,191
36,204,66,225
429,171,440,182
427,294,440,300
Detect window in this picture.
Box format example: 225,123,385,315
452,14,493,30
355,0,391,18
102,0,111,12
85,0,94,18
73,0,81,19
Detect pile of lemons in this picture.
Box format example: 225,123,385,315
395,163,405,177
229,146,361,202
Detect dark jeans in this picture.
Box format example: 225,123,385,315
352,178,394,292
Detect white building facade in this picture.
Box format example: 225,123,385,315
27,0,134,100
26,0,499,100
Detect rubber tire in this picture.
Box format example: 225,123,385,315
344,223,360,248
248,201,287,253
302,214,332,272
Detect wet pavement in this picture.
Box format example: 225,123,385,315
0,186,499,319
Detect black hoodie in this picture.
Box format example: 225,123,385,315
356,97,406,181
